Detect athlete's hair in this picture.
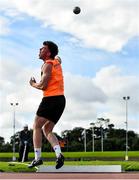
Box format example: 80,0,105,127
43,41,58,59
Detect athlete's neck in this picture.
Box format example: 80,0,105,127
44,58,53,62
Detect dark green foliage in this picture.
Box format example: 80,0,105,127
0,124,139,152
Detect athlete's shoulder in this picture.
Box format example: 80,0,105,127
45,59,54,65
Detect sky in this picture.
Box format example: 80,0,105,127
0,0,139,142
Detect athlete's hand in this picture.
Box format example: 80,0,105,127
29,77,36,87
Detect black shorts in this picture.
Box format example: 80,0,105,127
36,95,66,124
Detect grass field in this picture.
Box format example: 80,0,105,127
0,161,139,172
0,151,139,172
0,151,139,158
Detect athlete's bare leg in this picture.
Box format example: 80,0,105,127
42,120,59,147
28,116,47,168
33,115,59,147
33,115,46,148
42,120,64,168
29,116,64,169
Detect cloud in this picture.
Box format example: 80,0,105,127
65,72,107,103
0,59,41,141
0,0,139,52
93,65,139,131
0,16,11,35
0,60,42,112
94,65,139,100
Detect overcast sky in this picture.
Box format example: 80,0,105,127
0,0,139,142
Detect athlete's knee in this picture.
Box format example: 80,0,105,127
33,116,44,129
42,125,51,137
42,123,54,137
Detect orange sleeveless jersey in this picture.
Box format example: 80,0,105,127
42,59,64,97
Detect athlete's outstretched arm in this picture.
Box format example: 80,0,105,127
29,63,52,90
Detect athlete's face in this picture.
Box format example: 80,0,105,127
39,45,51,60
24,127,28,131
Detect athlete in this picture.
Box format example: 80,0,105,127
28,41,66,169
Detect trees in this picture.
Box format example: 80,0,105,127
0,136,4,146
0,126,139,152
0,136,13,152
0,136,5,152
61,125,139,152
61,127,84,151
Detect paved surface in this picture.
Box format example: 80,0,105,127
0,173,139,179
37,165,122,172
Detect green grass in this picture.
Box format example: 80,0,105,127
0,151,139,172
0,151,139,158
59,151,139,158
0,161,139,172
0,162,36,172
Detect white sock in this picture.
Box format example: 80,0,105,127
34,148,41,160
53,145,61,158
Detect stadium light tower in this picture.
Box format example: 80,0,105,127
123,96,130,161
97,118,110,152
10,102,19,161
97,118,105,152
90,122,95,152
84,129,86,152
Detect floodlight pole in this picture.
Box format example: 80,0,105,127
100,124,103,152
97,118,110,152
123,96,130,161
97,118,104,152
84,129,86,152
90,123,95,152
10,102,19,161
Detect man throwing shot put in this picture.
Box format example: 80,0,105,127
28,41,66,169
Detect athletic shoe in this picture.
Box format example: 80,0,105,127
28,158,43,168
55,154,64,169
